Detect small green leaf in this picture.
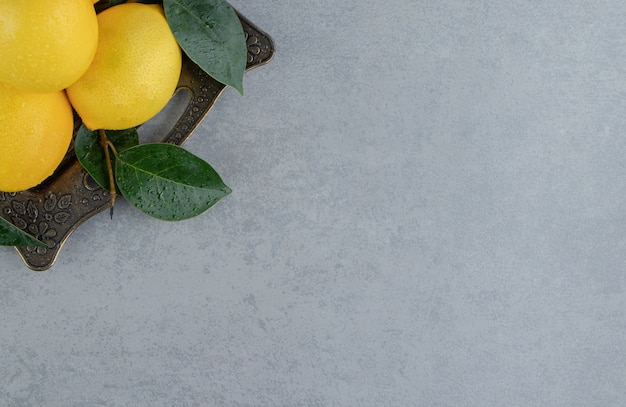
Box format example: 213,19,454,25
0,216,47,247
74,125,139,192
115,143,231,221
163,0,247,94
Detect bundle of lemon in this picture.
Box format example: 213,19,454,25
0,0,184,191
0,0,248,247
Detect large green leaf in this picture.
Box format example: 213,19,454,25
0,215,46,247
163,0,247,94
74,125,139,192
115,143,231,221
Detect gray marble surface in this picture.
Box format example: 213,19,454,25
2,1,626,405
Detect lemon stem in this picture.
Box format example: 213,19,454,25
98,129,117,219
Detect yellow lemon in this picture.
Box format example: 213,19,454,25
0,0,98,93
0,84,74,192
67,3,182,130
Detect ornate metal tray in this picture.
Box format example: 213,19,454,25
0,9,274,271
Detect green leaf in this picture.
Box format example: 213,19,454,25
115,143,231,221
0,216,47,247
163,0,247,94
74,125,139,192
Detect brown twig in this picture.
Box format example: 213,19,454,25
98,129,118,219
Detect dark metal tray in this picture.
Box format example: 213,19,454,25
0,10,274,271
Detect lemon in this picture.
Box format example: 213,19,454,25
67,3,182,131
0,0,98,93
0,84,74,192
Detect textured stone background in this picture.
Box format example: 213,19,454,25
2,1,626,405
